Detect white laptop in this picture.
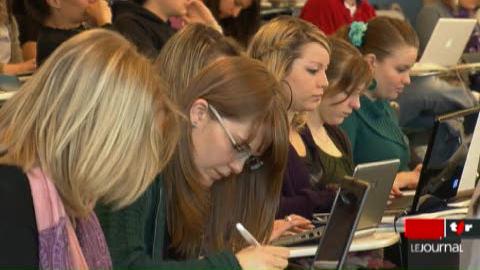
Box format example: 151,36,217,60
412,18,477,73
454,108,480,202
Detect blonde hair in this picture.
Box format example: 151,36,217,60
0,29,178,217
156,23,243,104
248,16,330,129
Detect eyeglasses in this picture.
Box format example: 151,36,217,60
208,104,263,171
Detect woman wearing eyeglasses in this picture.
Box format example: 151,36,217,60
97,56,290,269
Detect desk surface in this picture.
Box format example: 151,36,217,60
289,230,400,258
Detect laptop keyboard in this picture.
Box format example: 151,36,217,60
270,225,326,247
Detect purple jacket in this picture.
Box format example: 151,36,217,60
277,144,336,219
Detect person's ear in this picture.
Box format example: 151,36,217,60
189,98,209,128
363,53,377,71
46,0,61,9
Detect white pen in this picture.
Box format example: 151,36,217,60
236,223,261,247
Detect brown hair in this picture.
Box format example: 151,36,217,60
337,16,419,62
0,29,178,217
248,16,330,129
324,37,372,100
204,0,261,46
155,23,243,104
164,56,288,258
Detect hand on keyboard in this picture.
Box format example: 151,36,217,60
270,214,314,241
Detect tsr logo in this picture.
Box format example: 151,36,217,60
450,221,473,236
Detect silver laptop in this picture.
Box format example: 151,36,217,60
414,18,477,71
271,160,397,246
354,159,400,236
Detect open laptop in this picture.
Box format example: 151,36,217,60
287,177,369,270
271,159,395,246
386,106,480,215
310,178,369,270
272,159,400,246
354,159,400,236
412,18,477,72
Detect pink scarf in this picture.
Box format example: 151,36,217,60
27,167,112,269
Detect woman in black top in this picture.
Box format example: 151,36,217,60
304,37,372,188
24,0,112,65
204,0,260,46
0,166,38,266
112,0,189,59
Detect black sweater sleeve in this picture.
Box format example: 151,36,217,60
113,15,158,58
0,165,39,267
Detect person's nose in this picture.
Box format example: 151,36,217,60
350,95,361,110
317,71,328,93
402,73,411,85
229,158,245,174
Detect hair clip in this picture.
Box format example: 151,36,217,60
348,21,368,48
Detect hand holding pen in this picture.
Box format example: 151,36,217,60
234,223,290,270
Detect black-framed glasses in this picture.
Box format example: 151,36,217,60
208,105,263,171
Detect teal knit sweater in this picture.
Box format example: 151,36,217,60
340,95,410,171
95,176,241,269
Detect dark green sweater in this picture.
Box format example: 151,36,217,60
96,176,241,269
340,96,410,171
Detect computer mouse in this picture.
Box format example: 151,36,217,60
417,194,448,213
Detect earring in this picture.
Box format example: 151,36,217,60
368,79,377,92
281,80,294,110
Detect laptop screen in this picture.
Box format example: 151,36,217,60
411,106,480,213
312,177,369,270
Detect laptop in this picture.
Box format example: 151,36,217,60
354,159,400,235
272,161,397,246
412,18,477,72
0,75,21,92
387,106,480,215
286,177,370,270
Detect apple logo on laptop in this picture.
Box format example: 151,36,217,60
445,38,454,48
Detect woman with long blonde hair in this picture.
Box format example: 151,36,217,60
0,29,177,268
249,16,336,220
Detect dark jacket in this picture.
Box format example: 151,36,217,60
301,124,354,186
0,165,39,267
278,143,336,219
112,1,175,59
96,175,241,269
